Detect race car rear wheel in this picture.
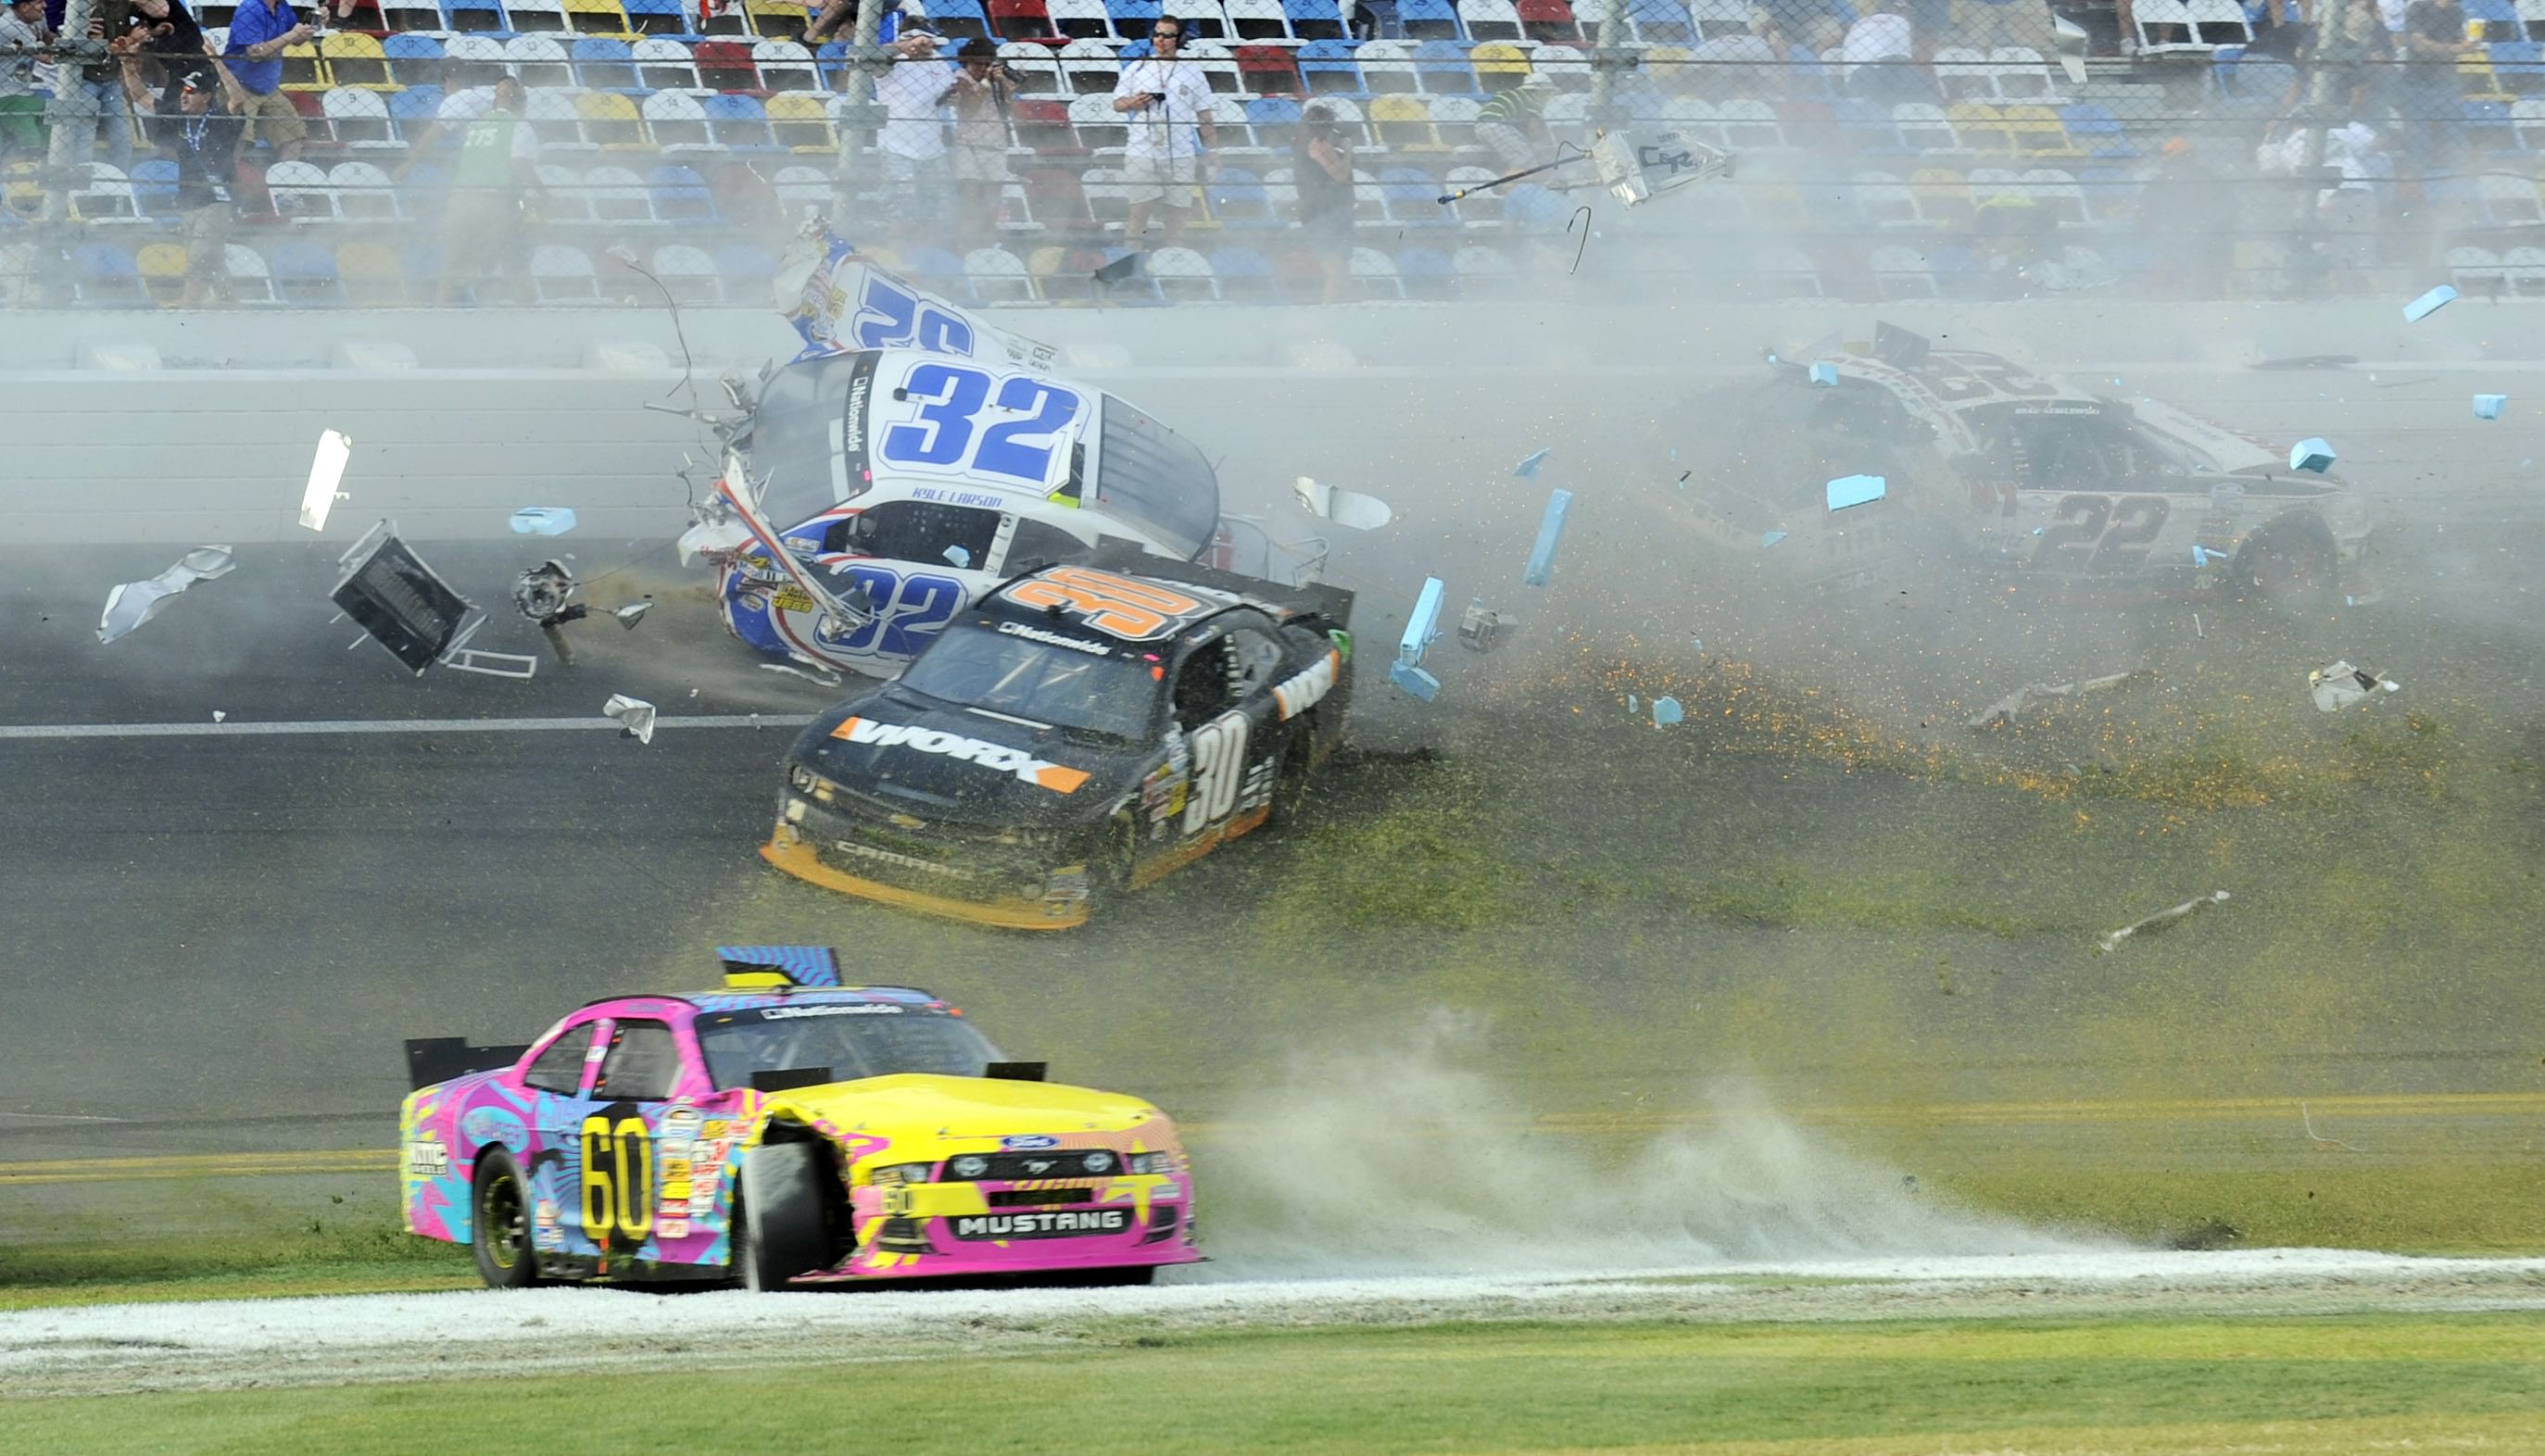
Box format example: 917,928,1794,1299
734,1142,828,1293
1266,721,1317,827
472,1148,540,1290
2236,528,2337,610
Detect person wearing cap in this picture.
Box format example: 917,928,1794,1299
1473,69,1551,175
159,58,243,304
875,26,959,241
1112,15,1215,251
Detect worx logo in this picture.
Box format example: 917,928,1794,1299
830,717,1090,794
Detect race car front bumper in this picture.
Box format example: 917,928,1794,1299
763,824,1091,931
809,1176,1201,1281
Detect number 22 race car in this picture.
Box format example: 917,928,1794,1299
764,556,1354,929
400,947,1199,1290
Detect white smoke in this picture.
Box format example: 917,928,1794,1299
1194,1010,2084,1279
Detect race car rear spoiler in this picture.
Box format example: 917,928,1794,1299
1089,542,1354,629
404,1037,532,1091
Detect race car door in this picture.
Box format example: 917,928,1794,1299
518,1013,608,1262
585,1016,745,1261
1152,617,1287,879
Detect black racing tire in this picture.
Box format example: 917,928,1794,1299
1090,809,1141,906
1266,721,1317,828
734,1142,828,1293
2236,526,2338,611
471,1148,541,1290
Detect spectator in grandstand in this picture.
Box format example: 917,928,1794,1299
1837,0,1931,105
161,64,241,304
125,0,210,112
1688,15,1792,100
1473,70,1552,173
0,0,47,162
1293,100,1354,303
218,0,311,163
876,25,958,241
2303,0,2394,103
949,44,1014,242
2399,0,2481,140
1351,0,1403,41
1113,15,1215,252
806,0,903,45
425,73,540,305
2240,0,2308,58
1755,0,1857,37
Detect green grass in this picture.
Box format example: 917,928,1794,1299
0,1225,473,1312
13,1315,2543,1454
1927,1165,2545,1257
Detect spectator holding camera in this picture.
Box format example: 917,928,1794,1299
218,0,312,162
1293,100,1353,304
949,44,1013,242
1113,16,1214,252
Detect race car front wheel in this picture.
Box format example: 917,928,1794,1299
735,1142,828,1292
472,1148,540,1290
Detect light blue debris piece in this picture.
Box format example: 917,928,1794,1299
1387,660,1441,700
2288,437,2336,472
1826,474,1887,511
1762,531,1787,548
1513,448,1552,479
1628,693,1640,713
1652,696,1684,727
1522,489,1573,587
2402,284,2457,322
943,544,971,567
1398,575,1445,671
2193,545,2211,566
1691,638,1703,652
509,507,576,535
2475,394,2507,420
1808,362,1839,386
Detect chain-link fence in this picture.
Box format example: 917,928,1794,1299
3,0,2538,308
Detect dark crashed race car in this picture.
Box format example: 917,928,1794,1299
764,556,1354,929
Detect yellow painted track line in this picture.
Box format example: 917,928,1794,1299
5,1092,2538,1186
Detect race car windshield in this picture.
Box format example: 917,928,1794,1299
751,354,872,527
1090,397,1218,560
897,623,1160,740
696,1007,1001,1089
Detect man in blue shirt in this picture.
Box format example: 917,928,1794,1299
218,0,310,160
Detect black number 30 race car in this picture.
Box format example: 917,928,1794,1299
763,556,1354,929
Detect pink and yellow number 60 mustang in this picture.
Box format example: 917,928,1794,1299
397,946,1199,1290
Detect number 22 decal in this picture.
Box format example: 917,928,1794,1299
2032,494,2170,573
1183,711,1250,835
852,276,976,355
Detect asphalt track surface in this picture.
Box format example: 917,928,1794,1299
6,355,2545,1218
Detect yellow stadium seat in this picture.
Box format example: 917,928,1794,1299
1468,40,1530,80
574,91,649,148
1368,94,1444,151
320,32,397,90
1946,101,2014,152
335,240,408,306
137,241,188,308
765,92,836,152
280,41,329,92
2000,104,2081,158
565,0,635,35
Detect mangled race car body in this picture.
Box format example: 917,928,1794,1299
763,557,1354,930
400,947,1200,1290
1682,325,2378,605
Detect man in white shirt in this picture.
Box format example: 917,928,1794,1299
1838,0,1926,104
875,26,957,239
1111,17,1216,250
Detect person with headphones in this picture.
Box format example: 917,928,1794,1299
1111,17,1216,253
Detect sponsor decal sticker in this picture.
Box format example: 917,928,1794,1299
830,716,1090,794
996,620,1114,657
951,1209,1133,1240
761,1002,905,1020
1001,1134,1061,1150
404,1136,450,1178
1272,649,1340,721
658,1217,689,1239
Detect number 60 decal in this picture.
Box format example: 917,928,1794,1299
579,1114,653,1246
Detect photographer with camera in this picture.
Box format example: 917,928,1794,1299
1111,17,1215,252
1293,101,1354,304
949,42,1013,242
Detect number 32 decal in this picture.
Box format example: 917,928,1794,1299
2033,494,2171,573
878,363,1084,489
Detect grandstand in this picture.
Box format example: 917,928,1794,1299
3,0,2540,305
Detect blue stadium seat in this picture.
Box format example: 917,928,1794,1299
2057,102,2136,158
128,157,181,216
704,93,778,151
1281,0,1346,41
1624,0,1694,44
390,86,447,133
573,37,639,89
1505,180,1569,230
647,164,724,221
1411,37,1475,93
440,0,510,31
1397,0,1464,37
923,0,994,42
1207,244,1276,299
1243,94,1303,144
2462,98,2519,156
1394,244,1455,297
1379,164,1452,222
1106,0,1165,33
1296,38,1364,94
383,33,447,86
72,244,143,308
2465,0,2517,24
624,0,688,31
715,243,777,282
269,239,347,306
1207,165,1278,225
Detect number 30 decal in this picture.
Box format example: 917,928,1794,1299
2033,494,2170,573
1183,710,1250,835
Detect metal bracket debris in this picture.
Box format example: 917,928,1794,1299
1967,670,2153,729
332,521,538,679
99,546,236,645
2097,890,2230,953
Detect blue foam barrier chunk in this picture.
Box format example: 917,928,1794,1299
1652,696,1684,726
1522,489,1573,587
2402,284,2457,322
943,544,971,567
1826,474,1887,511
1387,659,1441,700
1512,448,1551,479
1808,362,1839,386
2288,438,2336,473
1398,575,1445,669
1762,530,1787,548
510,507,576,535
2475,394,2507,420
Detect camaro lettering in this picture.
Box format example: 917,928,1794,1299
832,841,978,879
830,716,1090,794
950,1209,1133,1239
1271,649,1339,721
996,621,1113,656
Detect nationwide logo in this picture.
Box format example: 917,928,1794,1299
843,372,869,458
760,1003,904,1019
950,1209,1132,1240
829,717,1090,794
996,620,1112,656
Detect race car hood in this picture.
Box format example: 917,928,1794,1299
791,684,1143,832
760,1073,1180,1154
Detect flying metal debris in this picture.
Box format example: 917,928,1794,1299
1522,489,1573,587
334,522,535,678
1966,670,2152,729
510,508,578,536
602,693,658,744
1826,474,1887,511
1512,448,1551,479
2308,659,2400,712
612,601,652,628
761,659,844,687
1293,477,1395,531
2475,394,2507,420
2097,890,2230,953
2287,438,2336,473
1456,597,1506,651
1389,575,1445,701
1761,531,1787,548
98,546,236,645
299,430,351,533
2401,284,2457,322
